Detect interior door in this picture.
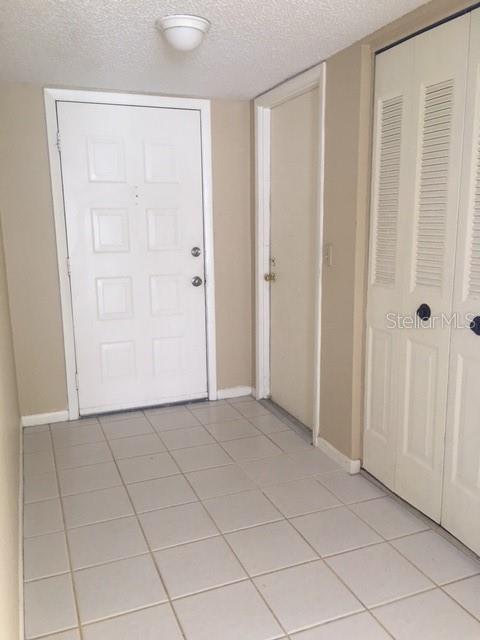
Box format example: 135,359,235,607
442,8,480,555
363,40,412,489
269,87,319,429
393,16,469,522
57,101,208,414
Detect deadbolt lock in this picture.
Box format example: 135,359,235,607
191,246,201,257
264,273,277,282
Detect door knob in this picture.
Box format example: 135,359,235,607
264,273,277,282
416,303,431,322
191,276,203,287
470,316,480,336
191,246,201,257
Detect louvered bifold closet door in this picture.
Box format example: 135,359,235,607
363,41,412,489
393,16,469,522
442,8,480,555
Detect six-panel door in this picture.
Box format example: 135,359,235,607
58,102,208,414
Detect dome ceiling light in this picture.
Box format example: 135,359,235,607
157,14,210,52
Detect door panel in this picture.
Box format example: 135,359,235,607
269,88,318,429
394,16,469,522
442,8,480,555
363,40,412,489
58,102,208,414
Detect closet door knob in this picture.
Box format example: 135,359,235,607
191,276,203,287
416,303,432,322
470,316,480,336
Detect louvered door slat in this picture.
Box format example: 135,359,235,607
373,95,403,286
415,79,455,288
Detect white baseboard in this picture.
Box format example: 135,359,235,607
21,410,69,428
217,386,253,400
315,435,361,475
18,418,24,640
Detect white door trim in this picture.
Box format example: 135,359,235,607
44,88,217,420
254,63,326,446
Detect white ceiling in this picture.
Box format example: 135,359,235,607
1,0,428,99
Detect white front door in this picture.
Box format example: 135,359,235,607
57,101,208,414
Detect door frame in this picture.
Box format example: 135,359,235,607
44,88,217,420
254,63,326,445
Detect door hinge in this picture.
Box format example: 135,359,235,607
66,257,71,277
75,372,79,390
56,131,61,153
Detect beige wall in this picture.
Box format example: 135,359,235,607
321,0,473,459
211,101,253,389
0,216,20,639
0,88,252,416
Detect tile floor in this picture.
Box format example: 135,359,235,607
22,397,480,639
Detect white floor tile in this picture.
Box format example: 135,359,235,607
147,410,201,432
174,580,283,640
392,530,480,585
23,430,53,454
235,401,270,418
82,604,183,640
24,450,55,476
171,443,233,472
24,531,69,581
263,478,341,517
268,431,311,452
186,465,256,499
117,452,179,484
221,435,283,461
24,574,77,639
254,560,363,633
318,472,386,504
444,574,480,619
68,516,148,569
24,498,64,538
155,536,246,598
63,486,133,528
291,612,391,639
103,410,148,421
109,433,166,459
373,588,480,639
191,403,243,424
205,418,261,441
160,425,215,450
101,415,154,439
24,472,59,503
55,442,113,470
288,450,341,475
74,554,167,624
227,395,254,404
127,475,197,513
145,404,192,417
203,489,283,533
239,454,313,486
41,630,80,640
350,497,429,540
291,507,382,556
326,542,434,607
226,520,317,576
58,462,121,496
52,424,105,449
140,502,218,550
249,413,291,434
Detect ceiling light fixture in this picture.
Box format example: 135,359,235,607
157,14,210,52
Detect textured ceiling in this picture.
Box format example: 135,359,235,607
1,0,428,99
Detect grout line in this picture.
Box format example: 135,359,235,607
48,424,85,640
95,417,189,639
